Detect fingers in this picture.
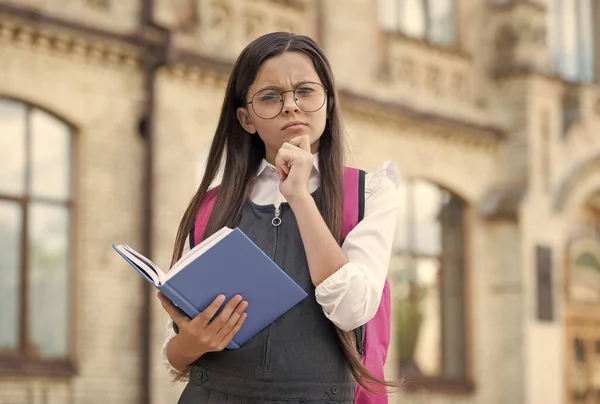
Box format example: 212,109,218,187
277,141,312,165
157,292,190,328
275,149,293,180
195,295,248,352
194,294,226,327
218,312,248,351
287,135,311,152
214,298,248,339
206,295,245,333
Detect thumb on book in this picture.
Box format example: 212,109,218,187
157,292,189,326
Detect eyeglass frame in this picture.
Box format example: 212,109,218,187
245,81,328,120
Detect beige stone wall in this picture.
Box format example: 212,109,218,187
154,0,320,62
344,109,506,404
2,0,140,33
511,72,600,404
0,13,146,404
2,0,600,403
149,68,229,404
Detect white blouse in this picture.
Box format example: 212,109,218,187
162,155,400,376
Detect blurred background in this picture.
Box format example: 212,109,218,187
1,0,600,403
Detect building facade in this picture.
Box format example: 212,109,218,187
0,0,599,403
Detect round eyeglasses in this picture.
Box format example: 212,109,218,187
247,82,328,119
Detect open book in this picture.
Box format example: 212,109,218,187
112,227,307,349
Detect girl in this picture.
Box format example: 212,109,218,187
159,31,400,404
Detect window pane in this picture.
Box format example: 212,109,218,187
547,0,560,72
30,109,71,200
399,0,426,38
395,183,466,380
395,256,441,377
550,0,596,82
28,203,70,358
593,340,600,402
379,0,400,30
577,0,594,81
572,339,588,403
0,201,22,354
413,180,442,255
428,0,456,45
0,100,26,196
439,193,466,377
558,0,584,80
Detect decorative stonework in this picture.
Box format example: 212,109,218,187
171,0,200,33
85,0,111,11
207,0,233,33
594,98,600,116
163,63,229,88
186,0,313,58
489,2,549,78
385,33,474,105
391,56,417,87
493,24,518,72
243,9,266,41
425,65,442,95
340,90,503,150
0,16,141,70
262,0,307,11
566,238,600,305
540,108,551,192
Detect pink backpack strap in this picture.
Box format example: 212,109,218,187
355,279,391,403
190,186,220,247
192,169,365,246
345,168,390,404
190,169,390,403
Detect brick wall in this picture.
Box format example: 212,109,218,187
0,16,146,403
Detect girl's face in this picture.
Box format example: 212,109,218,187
236,51,328,164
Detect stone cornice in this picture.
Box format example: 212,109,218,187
339,90,505,148
0,5,144,70
382,30,473,62
263,0,308,11
161,61,229,87
488,0,546,13
0,3,506,148
492,65,564,84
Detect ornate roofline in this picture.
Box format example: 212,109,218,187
0,3,506,147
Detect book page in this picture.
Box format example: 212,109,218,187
115,245,164,285
167,227,233,280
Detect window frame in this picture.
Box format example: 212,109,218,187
392,178,473,392
0,98,78,377
549,0,598,83
378,0,461,49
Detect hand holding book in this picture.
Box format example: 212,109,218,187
158,292,248,362
112,227,307,350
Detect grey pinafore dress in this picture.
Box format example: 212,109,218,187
178,193,355,404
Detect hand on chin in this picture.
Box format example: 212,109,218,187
274,135,314,203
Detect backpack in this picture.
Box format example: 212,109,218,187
190,167,391,404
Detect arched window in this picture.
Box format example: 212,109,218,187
391,179,468,383
0,99,74,373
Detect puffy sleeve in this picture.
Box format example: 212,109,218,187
315,161,401,331
161,234,192,379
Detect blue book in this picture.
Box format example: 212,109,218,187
112,227,308,349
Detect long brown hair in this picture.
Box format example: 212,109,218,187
170,32,397,394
